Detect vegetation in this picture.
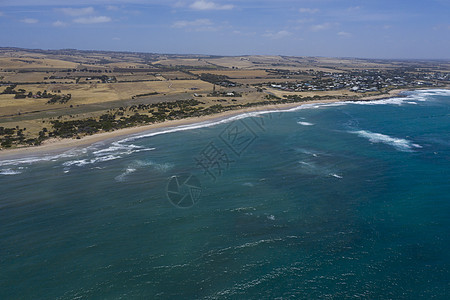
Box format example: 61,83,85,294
199,73,238,87
1,85,72,103
0,126,46,147
1,84,18,94
132,92,159,99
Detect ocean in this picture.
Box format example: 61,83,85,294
1,89,449,299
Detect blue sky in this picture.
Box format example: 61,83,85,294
0,0,449,59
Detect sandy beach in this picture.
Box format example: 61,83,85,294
0,88,416,159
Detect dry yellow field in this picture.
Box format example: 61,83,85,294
0,57,78,69
160,71,197,80
106,62,150,69
154,59,211,67
191,69,269,78
110,80,213,99
0,79,215,115
204,57,255,69
115,74,161,82
204,55,295,69
1,72,47,83
0,94,53,116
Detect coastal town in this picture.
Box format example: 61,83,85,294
264,69,449,93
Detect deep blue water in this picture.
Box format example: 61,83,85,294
1,89,449,299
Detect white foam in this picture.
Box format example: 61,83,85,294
329,173,343,179
63,154,122,167
298,160,338,177
115,167,137,182
284,103,330,111
0,148,88,167
230,207,256,213
354,97,409,105
235,238,281,249
350,130,421,152
319,102,348,107
0,168,22,175
297,121,314,126
115,160,173,182
0,142,155,172
295,148,320,157
350,89,450,106
414,89,450,96
117,110,285,143
92,141,155,156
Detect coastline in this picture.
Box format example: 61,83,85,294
0,88,432,159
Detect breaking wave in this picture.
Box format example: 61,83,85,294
0,168,23,176
115,160,174,182
350,130,422,152
297,121,314,126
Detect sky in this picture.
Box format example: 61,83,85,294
0,0,449,59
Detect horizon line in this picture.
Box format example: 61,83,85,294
1,46,449,62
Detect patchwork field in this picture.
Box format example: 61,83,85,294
0,57,78,70
191,69,269,78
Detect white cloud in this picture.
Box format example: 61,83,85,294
299,8,319,14
74,16,111,24
338,31,352,37
52,20,67,27
190,0,233,11
263,30,292,39
113,37,121,40
310,23,332,31
59,7,94,16
172,18,212,28
0,11,4,17
21,18,38,24
107,5,119,11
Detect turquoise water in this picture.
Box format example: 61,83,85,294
1,89,449,299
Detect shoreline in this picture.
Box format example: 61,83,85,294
0,88,439,159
